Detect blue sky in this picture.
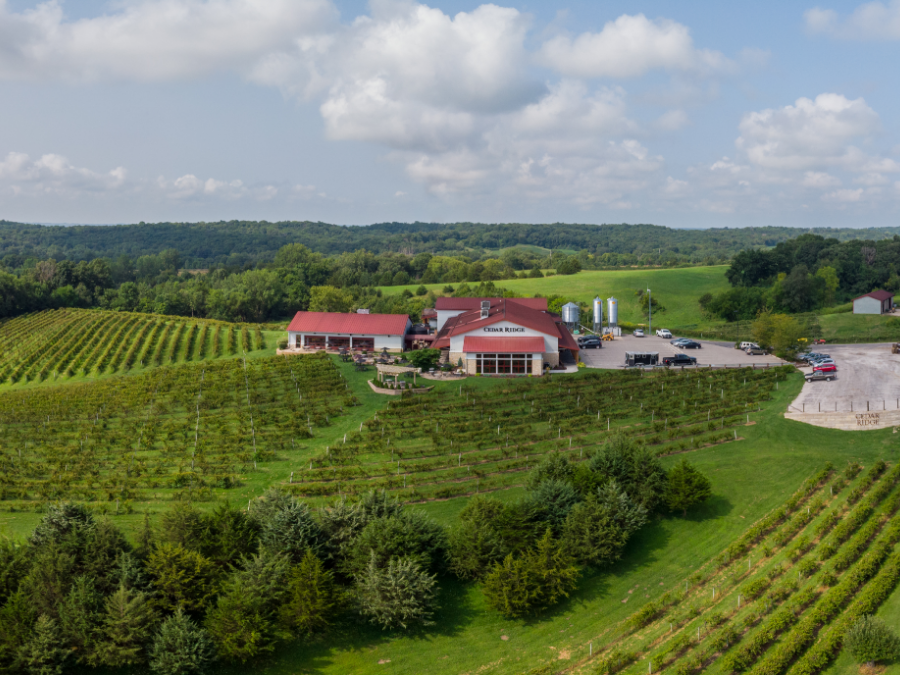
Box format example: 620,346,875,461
1,0,899,228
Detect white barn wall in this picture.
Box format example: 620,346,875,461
853,297,883,315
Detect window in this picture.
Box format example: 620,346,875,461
475,353,531,375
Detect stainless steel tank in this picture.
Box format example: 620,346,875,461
561,302,580,326
593,297,603,326
607,297,618,326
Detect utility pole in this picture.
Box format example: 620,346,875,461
648,288,652,335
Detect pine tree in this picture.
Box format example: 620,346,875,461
482,554,538,618
135,511,155,559
57,576,103,664
94,585,157,668
279,550,338,636
529,529,580,605
664,459,713,516
149,609,216,675
356,553,437,630
18,615,70,675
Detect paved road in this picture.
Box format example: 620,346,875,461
789,343,900,413
580,334,785,369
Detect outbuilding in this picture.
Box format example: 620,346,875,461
852,290,894,315
286,311,411,352
432,298,578,375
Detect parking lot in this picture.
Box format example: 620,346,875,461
789,343,900,413
579,333,786,369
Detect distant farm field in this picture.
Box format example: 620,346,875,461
380,266,730,328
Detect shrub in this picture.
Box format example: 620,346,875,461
844,615,900,666
664,459,712,516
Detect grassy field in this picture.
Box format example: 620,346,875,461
380,266,731,328
205,369,900,675
818,311,900,344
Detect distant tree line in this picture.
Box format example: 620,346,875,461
0,435,710,674
1,219,868,267
701,234,900,321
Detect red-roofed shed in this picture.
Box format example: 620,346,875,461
852,290,894,315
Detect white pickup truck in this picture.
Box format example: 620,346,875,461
656,328,672,339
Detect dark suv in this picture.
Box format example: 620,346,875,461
578,336,602,349
662,354,697,367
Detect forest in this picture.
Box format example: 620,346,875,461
2,219,900,267
701,233,900,322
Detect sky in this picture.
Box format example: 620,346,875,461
1,0,900,228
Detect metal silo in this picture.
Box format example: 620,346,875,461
607,297,618,327
592,297,603,332
561,302,580,329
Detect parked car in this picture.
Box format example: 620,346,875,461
738,341,756,350
809,358,835,367
656,329,673,338
579,336,602,349
805,370,836,382
746,347,767,355
802,352,830,363
679,340,702,349
670,338,690,345
662,354,697,366
633,329,645,337
813,363,837,373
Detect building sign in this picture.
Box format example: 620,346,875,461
857,413,881,427
484,327,525,333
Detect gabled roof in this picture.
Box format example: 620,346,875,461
463,336,545,353
434,297,548,311
286,311,410,335
432,298,579,351
853,290,894,302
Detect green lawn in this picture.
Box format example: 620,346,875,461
818,311,900,344
380,266,731,328
210,370,898,675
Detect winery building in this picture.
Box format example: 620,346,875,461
432,298,579,375
286,311,410,352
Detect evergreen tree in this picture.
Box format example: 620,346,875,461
158,503,206,551
18,615,70,675
527,453,575,489
529,480,581,534
199,503,260,567
29,502,95,548
0,538,29,599
345,511,446,577
482,554,538,619
135,511,155,559
257,499,322,563
562,495,629,567
57,576,103,664
0,590,36,670
146,544,220,613
446,519,508,581
278,550,338,636
597,480,648,535
149,609,216,675
356,554,437,630
664,459,713,516
204,551,291,662
528,529,580,606
95,585,157,668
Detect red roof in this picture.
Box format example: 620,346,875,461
435,297,548,311
463,336,545,353
432,298,579,352
287,312,409,335
556,322,580,352
854,290,894,302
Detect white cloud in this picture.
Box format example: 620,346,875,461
538,14,730,78
162,174,276,200
736,93,882,171
0,0,336,82
801,171,841,187
823,188,865,202
0,151,126,195
805,1,900,40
